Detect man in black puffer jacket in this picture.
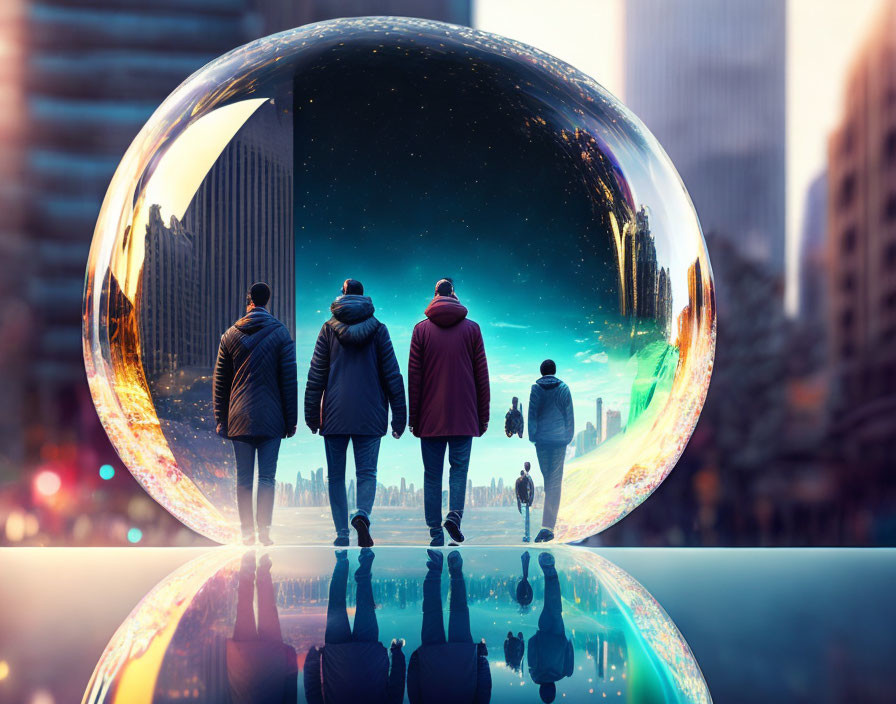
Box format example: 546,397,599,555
213,282,298,546
304,279,406,547
527,360,574,543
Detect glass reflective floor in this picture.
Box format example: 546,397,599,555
0,548,893,703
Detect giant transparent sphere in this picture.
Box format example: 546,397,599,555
83,17,715,544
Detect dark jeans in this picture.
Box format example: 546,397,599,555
535,442,566,530
538,561,564,636
421,558,472,645
421,436,473,538
232,436,281,532
324,434,382,539
233,554,282,643
325,553,378,644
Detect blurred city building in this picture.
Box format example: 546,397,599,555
826,0,896,540
624,0,787,275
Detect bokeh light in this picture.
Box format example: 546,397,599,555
0,659,9,681
83,18,715,544
33,470,61,498
98,464,115,480
126,527,143,544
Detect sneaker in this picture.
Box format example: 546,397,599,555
351,513,374,548
447,549,463,573
429,528,445,547
358,546,375,571
333,536,350,547
258,527,273,546
534,528,554,543
426,548,444,571
537,552,555,569
443,511,465,544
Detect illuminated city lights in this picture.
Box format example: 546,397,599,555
33,470,61,497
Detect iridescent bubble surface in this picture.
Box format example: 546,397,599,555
83,17,715,544
82,547,711,703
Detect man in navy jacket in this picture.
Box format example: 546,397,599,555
304,279,406,547
214,282,298,545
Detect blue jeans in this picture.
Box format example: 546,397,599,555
325,553,378,644
421,436,473,539
535,442,566,530
422,555,472,644
324,434,382,539
232,436,281,532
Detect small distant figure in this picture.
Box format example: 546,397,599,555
516,462,536,543
515,551,534,613
504,631,525,673
213,282,298,546
528,360,574,544
504,396,524,438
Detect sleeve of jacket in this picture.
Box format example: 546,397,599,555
303,646,324,704
377,325,407,433
212,334,233,431
527,385,539,443
562,384,575,445
406,650,421,704
471,323,490,432
474,654,492,704
304,325,330,430
279,330,298,432
386,646,407,704
407,325,423,431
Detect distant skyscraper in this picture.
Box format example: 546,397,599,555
595,397,603,442
624,0,786,275
605,409,622,440
826,0,896,464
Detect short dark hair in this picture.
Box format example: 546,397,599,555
342,278,364,295
540,359,556,376
435,277,454,296
248,282,271,307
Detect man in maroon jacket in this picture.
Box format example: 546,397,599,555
408,279,490,545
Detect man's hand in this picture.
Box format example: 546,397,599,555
480,422,488,436
392,426,404,439
306,423,319,435
215,423,227,438
390,638,405,651
410,426,420,438
286,426,297,438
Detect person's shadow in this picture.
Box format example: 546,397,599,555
407,550,492,704
304,548,406,704
226,551,298,703
515,550,534,613
527,552,574,703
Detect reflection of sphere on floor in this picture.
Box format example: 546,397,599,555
82,547,710,703
83,17,715,544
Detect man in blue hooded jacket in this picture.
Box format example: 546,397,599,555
527,360,574,543
304,279,406,547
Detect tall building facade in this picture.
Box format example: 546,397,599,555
15,0,471,481
605,409,622,440
624,0,787,275
595,397,603,442
826,0,896,469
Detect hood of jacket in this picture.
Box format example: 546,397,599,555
536,375,563,390
424,295,468,328
327,294,380,344
234,308,282,351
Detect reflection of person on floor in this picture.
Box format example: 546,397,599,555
304,549,405,704
407,550,491,704
227,551,297,703
504,631,525,673
527,553,574,703
515,551,533,612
